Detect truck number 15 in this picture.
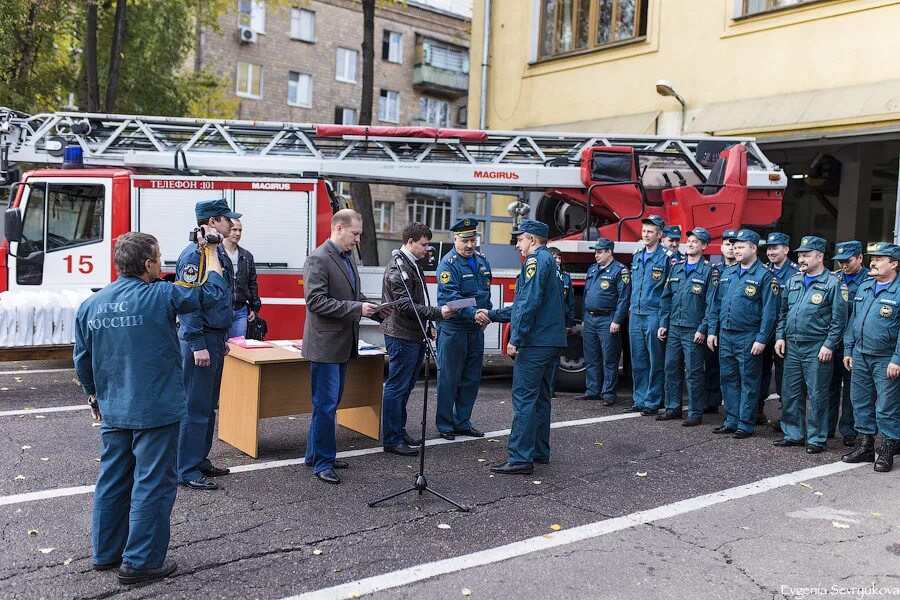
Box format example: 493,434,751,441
64,255,94,274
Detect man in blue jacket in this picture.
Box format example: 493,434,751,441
74,231,227,585
548,246,575,399
485,220,567,474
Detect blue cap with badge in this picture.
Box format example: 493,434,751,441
641,215,665,230
796,235,827,253
512,219,550,238
722,228,738,241
591,237,615,251
833,241,863,261
195,198,241,221
662,225,682,240
760,232,790,247
450,218,480,239
687,227,712,244
728,229,761,245
867,242,900,261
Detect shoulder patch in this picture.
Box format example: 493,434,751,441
841,284,849,302
439,271,451,284
182,263,199,284
621,270,631,285
770,278,780,296
525,262,537,280
525,256,537,265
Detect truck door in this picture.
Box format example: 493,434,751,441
9,178,111,292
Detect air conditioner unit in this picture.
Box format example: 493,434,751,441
238,26,257,44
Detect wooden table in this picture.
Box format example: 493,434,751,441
218,341,384,458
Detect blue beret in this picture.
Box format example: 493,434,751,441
833,241,863,261
796,235,827,253
450,218,480,238
662,225,682,239
730,229,761,245
641,215,665,230
591,238,615,251
512,219,549,238
687,227,712,244
195,198,241,221
868,242,900,261
761,232,790,247
722,229,738,240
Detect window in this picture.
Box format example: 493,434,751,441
290,8,315,41
335,48,358,83
236,62,262,98
373,201,394,233
238,0,266,33
334,106,357,125
539,0,647,58
421,37,468,72
739,0,817,16
407,196,451,232
379,89,400,123
287,71,312,107
419,97,451,127
382,30,402,63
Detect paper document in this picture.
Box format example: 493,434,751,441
374,299,404,311
446,298,477,310
227,337,273,349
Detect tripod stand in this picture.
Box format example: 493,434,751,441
369,252,469,512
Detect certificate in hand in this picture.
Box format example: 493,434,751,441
446,298,477,310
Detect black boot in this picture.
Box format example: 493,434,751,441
841,434,875,463
874,439,898,473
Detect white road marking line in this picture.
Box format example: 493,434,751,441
0,405,90,417
0,367,74,376
0,412,640,506
283,461,865,600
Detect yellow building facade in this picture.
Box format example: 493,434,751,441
468,0,900,246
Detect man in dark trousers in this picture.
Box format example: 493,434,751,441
74,231,227,585
302,209,386,484
380,222,453,456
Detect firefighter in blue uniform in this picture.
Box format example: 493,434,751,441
548,246,575,399
658,227,714,425
772,236,848,453
486,220,566,474
176,199,239,490
575,238,631,406
74,232,227,584
704,229,739,412
706,229,779,438
759,231,800,425
829,240,869,446
841,242,900,472
627,215,674,415
662,225,684,262
435,218,493,440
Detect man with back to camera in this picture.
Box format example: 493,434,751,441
222,218,262,339
302,209,387,484
380,222,454,456
74,230,227,585
704,229,739,414
176,199,239,491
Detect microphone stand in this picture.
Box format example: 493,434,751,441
369,252,469,512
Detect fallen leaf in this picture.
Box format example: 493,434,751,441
870,512,883,517
91,423,101,428
21,445,31,450
18,415,25,419
477,459,486,462
1,387,9,391
636,471,648,477
549,524,562,531
282,527,292,532
29,387,36,390
532,481,542,485
814,492,823,496
312,549,324,555
14,377,23,382
739,526,750,530
287,416,297,420
797,482,812,489
348,593,361,599
14,475,25,481
40,458,49,462
25,407,33,411
461,588,472,597
488,438,500,443
333,567,342,573
499,401,505,404
35,415,46,420
63,558,74,565
28,530,38,537
542,533,554,539
593,442,604,446
489,475,494,478
38,548,55,554
94,458,101,462
832,521,850,529
437,523,451,530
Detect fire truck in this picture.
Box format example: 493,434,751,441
0,108,786,388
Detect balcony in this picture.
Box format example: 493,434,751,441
413,35,469,97
413,65,468,96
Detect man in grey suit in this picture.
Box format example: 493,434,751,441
302,209,385,484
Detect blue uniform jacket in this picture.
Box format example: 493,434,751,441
73,273,228,429
489,246,567,348
769,260,800,291
630,245,674,315
776,270,848,349
659,259,714,334
436,249,493,331
837,269,870,318
844,276,900,365
176,243,234,351
559,270,575,328
583,260,631,325
706,260,779,344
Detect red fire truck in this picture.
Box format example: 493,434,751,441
0,109,786,387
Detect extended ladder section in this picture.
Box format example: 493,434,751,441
0,108,783,190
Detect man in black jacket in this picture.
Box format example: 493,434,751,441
223,219,262,339
380,222,454,455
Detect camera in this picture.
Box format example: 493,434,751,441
189,226,223,245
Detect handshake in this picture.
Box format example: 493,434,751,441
474,308,491,327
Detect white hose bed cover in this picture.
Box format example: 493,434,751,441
0,289,92,347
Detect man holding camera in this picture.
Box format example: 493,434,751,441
74,231,227,584
176,199,239,491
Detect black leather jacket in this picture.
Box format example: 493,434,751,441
380,251,443,342
229,245,261,312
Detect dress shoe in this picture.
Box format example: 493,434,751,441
534,457,550,464
874,439,898,472
640,408,659,416
384,443,418,456
438,431,456,441
703,406,720,414
181,477,218,491
623,405,642,413
842,434,875,463
200,465,230,477
602,399,617,407
315,468,341,484
806,444,825,454
403,432,423,446
655,409,682,421
93,560,121,571
733,429,752,439
712,425,736,434
681,418,701,427
117,559,177,585
773,438,803,447
454,427,485,438
304,459,349,469
574,394,599,401
843,436,857,447
490,462,534,475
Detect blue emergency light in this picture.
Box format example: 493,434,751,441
62,144,84,168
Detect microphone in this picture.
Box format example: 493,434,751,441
392,249,410,281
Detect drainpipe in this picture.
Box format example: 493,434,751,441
479,0,491,130
895,155,900,243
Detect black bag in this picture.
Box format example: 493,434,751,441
246,315,268,340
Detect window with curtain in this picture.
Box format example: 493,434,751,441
739,0,818,16
539,0,647,58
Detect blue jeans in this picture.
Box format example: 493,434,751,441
583,313,621,400
93,422,179,569
719,329,763,433
228,306,248,339
508,346,557,465
382,336,425,447
177,332,225,483
306,361,348,473
435,327,484,433
629,313,665,409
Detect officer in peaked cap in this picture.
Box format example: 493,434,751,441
828,240,869,446
842,242,900,472
576,237,631,405
662,225,684,262
435,218,494,440
175,198,240,490
772,236,847,453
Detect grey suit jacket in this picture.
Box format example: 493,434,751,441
302,241,369,363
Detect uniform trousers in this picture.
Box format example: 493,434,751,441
779,340,833,446
850,351,900,440
582,313,620,401
664,325,707,418
719,329,763,433
435,327,484,433
178,332,225,483
629,313,665,409
508,346,558,465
